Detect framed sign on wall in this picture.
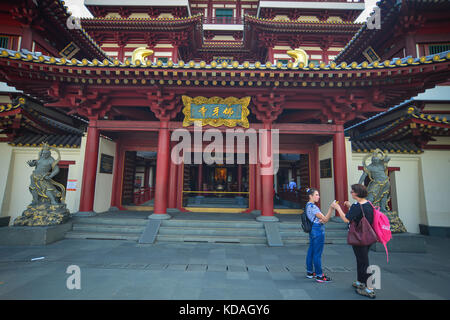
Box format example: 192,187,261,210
320,158,332,179
99,154,114,174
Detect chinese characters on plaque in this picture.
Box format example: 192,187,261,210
182,96,251,128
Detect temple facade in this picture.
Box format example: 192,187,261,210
0,0,449,236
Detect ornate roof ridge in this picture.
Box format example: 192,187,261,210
81,13,203,23
2,48,448,71
244,14,363,26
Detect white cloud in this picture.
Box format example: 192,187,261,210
355,0,378,23
64,0,93,18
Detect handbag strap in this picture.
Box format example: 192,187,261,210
359,203,366,218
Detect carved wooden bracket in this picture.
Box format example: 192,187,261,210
147,88,181,122
47,83,112,120
323,89,387,123
252,90,285,124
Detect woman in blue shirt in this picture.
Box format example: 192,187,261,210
305,188,335,283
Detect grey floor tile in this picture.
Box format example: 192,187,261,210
226,272,249,280
279,288,312,300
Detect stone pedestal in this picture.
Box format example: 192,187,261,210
0,221,73,245
14,203,70,226
370,233,427,253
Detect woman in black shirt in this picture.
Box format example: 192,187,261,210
332,184,376,299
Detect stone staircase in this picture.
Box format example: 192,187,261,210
65,215,348,245
65,217,147,241
185,197,248,208
279,221,348,245
156,219,267,244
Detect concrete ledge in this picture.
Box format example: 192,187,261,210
0,221,73,246
370,233,427,253
0,216,11,227
419,224,450,238
72,211,97,217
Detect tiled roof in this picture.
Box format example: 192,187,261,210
335,0,450,64
1,47,448,71
0,97,25,113
348,106,450,141
9,134,82,148
351,140,422,154
37,0,112,61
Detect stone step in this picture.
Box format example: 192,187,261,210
72,224,146,234
185,204,248,208
158,226,266,237
187,200,243,204
156,234,267,244
65,231,141,241
161,219,263,229
72,217,148,226
283,238,348,245
278,222,348,230
279,230,348,237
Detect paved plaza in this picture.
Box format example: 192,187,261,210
0,236,449,300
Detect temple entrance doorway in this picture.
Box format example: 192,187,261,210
275,153,310,211
120,150,156,208
182,154,250,211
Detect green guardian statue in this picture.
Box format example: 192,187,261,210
14,143,70,226
359,149,406,233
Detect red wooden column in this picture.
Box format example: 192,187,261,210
78,119,100,215
257,121,278,222
333,123,349,215
252,92,284,222
150,120,171,219
147,90,181,219
168,143,178,209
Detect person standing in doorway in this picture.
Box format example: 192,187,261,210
289,178,297,190
305,188,334,283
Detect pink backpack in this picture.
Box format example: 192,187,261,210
369,201,392,262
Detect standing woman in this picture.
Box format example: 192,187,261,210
305,188,334,283
333,184,376,298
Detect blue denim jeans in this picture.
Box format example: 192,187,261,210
306,223,325,277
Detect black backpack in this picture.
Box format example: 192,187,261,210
301,203,314,233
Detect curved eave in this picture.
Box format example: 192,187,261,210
0,49,449,108
334,0,402,64
81,14,203,31
353,109,450,142
244,15,362,33
39,0,111,61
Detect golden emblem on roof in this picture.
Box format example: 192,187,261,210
131,47,154,64
287,49,308,68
